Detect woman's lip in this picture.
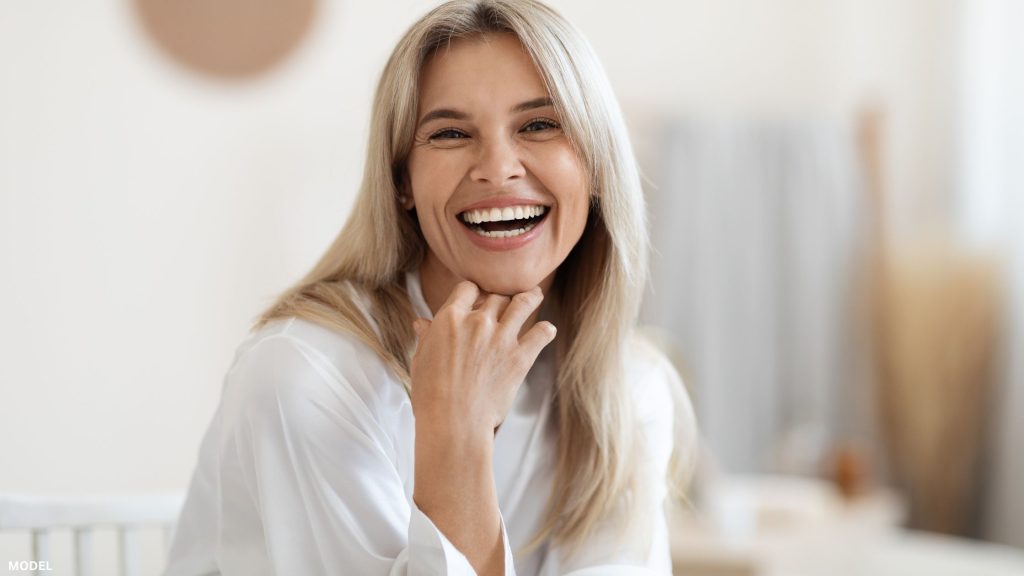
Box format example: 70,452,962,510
457,196,550,213
458,209,549,252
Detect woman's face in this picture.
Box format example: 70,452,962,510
405,33,590,296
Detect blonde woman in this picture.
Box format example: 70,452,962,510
165,1,695,575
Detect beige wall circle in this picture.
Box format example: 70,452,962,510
134,0,318,79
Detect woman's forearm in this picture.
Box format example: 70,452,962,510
413,421,504,575
408,282,553,574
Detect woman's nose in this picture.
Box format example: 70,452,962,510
469,136,526,185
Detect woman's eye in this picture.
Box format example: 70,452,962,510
429,128,468,140
521,118,560,133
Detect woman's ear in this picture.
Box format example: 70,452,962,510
399,193,415,210
396,170,416,210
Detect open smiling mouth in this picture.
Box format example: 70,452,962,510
458,205,550,239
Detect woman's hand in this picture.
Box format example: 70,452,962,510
409,280,555,575
409,280,556,441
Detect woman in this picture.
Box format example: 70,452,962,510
165,1,696,574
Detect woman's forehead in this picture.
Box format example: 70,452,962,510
417,32,551,114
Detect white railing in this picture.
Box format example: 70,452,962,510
0,493,184,576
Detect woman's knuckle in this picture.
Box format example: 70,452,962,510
438,311,459,330
468,311,492,330
513,291,536,308
511,356,530,375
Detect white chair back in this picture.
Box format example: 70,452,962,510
0,493,183,576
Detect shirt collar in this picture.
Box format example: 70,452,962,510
404,268,433,320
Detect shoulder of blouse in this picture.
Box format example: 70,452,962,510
624,334,681,426
222,315,411,444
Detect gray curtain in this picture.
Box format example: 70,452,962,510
642,118,867,475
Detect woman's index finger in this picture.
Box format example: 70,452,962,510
442,280,481,312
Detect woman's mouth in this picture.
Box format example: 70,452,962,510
458,205,549,239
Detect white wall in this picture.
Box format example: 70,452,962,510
584,0,959,243
0,0,430,494
0,0,960,541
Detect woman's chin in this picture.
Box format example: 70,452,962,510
471,272,550,297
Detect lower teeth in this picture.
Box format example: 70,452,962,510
473,222,537,238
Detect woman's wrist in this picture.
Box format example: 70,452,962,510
413,420,502,574
414,408,496,449
413,418,495,500
414,418,493,474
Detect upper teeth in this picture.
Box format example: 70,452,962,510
460,205,547,224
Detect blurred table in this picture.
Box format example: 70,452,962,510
669,474,1024,576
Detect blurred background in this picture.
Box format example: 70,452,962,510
0,0,1021,574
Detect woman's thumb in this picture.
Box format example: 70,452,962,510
412,318,428,338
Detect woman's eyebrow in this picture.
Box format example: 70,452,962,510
418,108,468,127
511,96,554,113
417,97,554,128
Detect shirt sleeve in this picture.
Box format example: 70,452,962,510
216,333,517,576
542,352,681,576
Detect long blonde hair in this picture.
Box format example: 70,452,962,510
255,0,694,560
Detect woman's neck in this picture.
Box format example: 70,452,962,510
418,253,463,317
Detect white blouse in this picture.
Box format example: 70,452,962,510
164,271,682,576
